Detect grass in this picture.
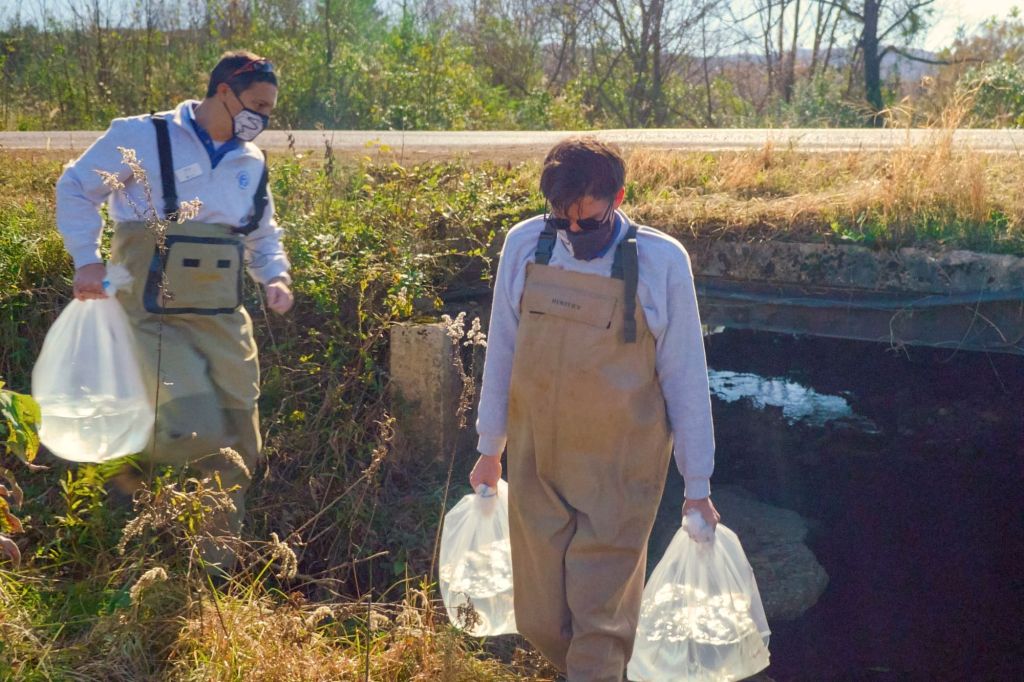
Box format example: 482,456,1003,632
1,124,1023,679
623,135,1024,254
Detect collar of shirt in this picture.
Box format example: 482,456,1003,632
187,102,239,169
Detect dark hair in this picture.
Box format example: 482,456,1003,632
206,50,278,98
539,137,626,214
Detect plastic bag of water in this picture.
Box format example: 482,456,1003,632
627,510,771,682
438,479,517,637
32,263,153,462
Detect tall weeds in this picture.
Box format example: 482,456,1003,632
624,105,1024,252
0,147,541,678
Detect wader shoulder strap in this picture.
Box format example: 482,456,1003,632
534,220,557,265
150,115,178,221
611,223,639,343
234,150,269,236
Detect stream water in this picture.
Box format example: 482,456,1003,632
648,329,1024,681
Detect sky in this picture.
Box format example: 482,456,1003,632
926,0,1021,50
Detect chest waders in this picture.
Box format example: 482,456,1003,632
109,115,269,570
507,221,673,681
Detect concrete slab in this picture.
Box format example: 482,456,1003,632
388,323,462,463
685,241,1024,355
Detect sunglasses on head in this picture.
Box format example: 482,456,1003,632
545,203,615,232
229,58,275,78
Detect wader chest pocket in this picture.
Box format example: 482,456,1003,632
522,282,618,330
144,235,243,315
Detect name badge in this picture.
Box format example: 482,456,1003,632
174,163,203,184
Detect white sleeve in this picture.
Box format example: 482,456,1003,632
474,239,525,457
55,118,136,268
654,247,716,499
243,176,291,285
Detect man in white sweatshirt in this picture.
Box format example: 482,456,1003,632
469,137,718,680
55,50,292,570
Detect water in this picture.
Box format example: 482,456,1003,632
708,369,879,432
439,537,514,598
439,538,516,635
39,395,153,462
681,329,1024,679
638,584,760,645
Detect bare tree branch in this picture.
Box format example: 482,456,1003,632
883,44,982,65
878,0,935,43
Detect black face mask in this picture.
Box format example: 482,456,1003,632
547,206,617,261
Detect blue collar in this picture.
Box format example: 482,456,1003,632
595,213,622,260
187,103,239,169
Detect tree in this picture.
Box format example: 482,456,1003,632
827,0,936,124
597,0,718,127
463,0,550,96
320,0,381,66
806,0,845,82
728,0,849,115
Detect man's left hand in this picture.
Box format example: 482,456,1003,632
265,277,294,314
682,496,720,531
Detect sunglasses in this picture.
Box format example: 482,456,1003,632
229,58,275,78
544,203,615,232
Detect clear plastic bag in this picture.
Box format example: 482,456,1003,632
32,264,154,462
438,479,517,636
627,511,771,682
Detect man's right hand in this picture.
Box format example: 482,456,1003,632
469,453,502,491
73,263,108,300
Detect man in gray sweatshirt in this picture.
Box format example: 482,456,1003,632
470,137,718,680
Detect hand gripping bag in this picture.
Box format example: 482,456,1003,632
438,479,517,636
32,264,154,462
627,510,771,681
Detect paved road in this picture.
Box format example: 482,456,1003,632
3,128,1023,159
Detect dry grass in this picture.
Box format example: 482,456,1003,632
140,587,545,681
463,129,1024,254
170,596,362,681
621,122,1024,253
2,487,553,681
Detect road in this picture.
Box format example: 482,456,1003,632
3,128,1023,160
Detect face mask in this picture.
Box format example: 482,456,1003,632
551,209,617,261
224,88,269,142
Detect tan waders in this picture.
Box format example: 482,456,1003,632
507,222,673,681
111,220,261,569
106,114,269,570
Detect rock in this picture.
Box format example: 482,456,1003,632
712,486,829,622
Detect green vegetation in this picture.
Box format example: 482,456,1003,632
0,148,553,680
2,1,1024,131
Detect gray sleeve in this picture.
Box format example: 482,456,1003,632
474,233,527,456
654,246,715,499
